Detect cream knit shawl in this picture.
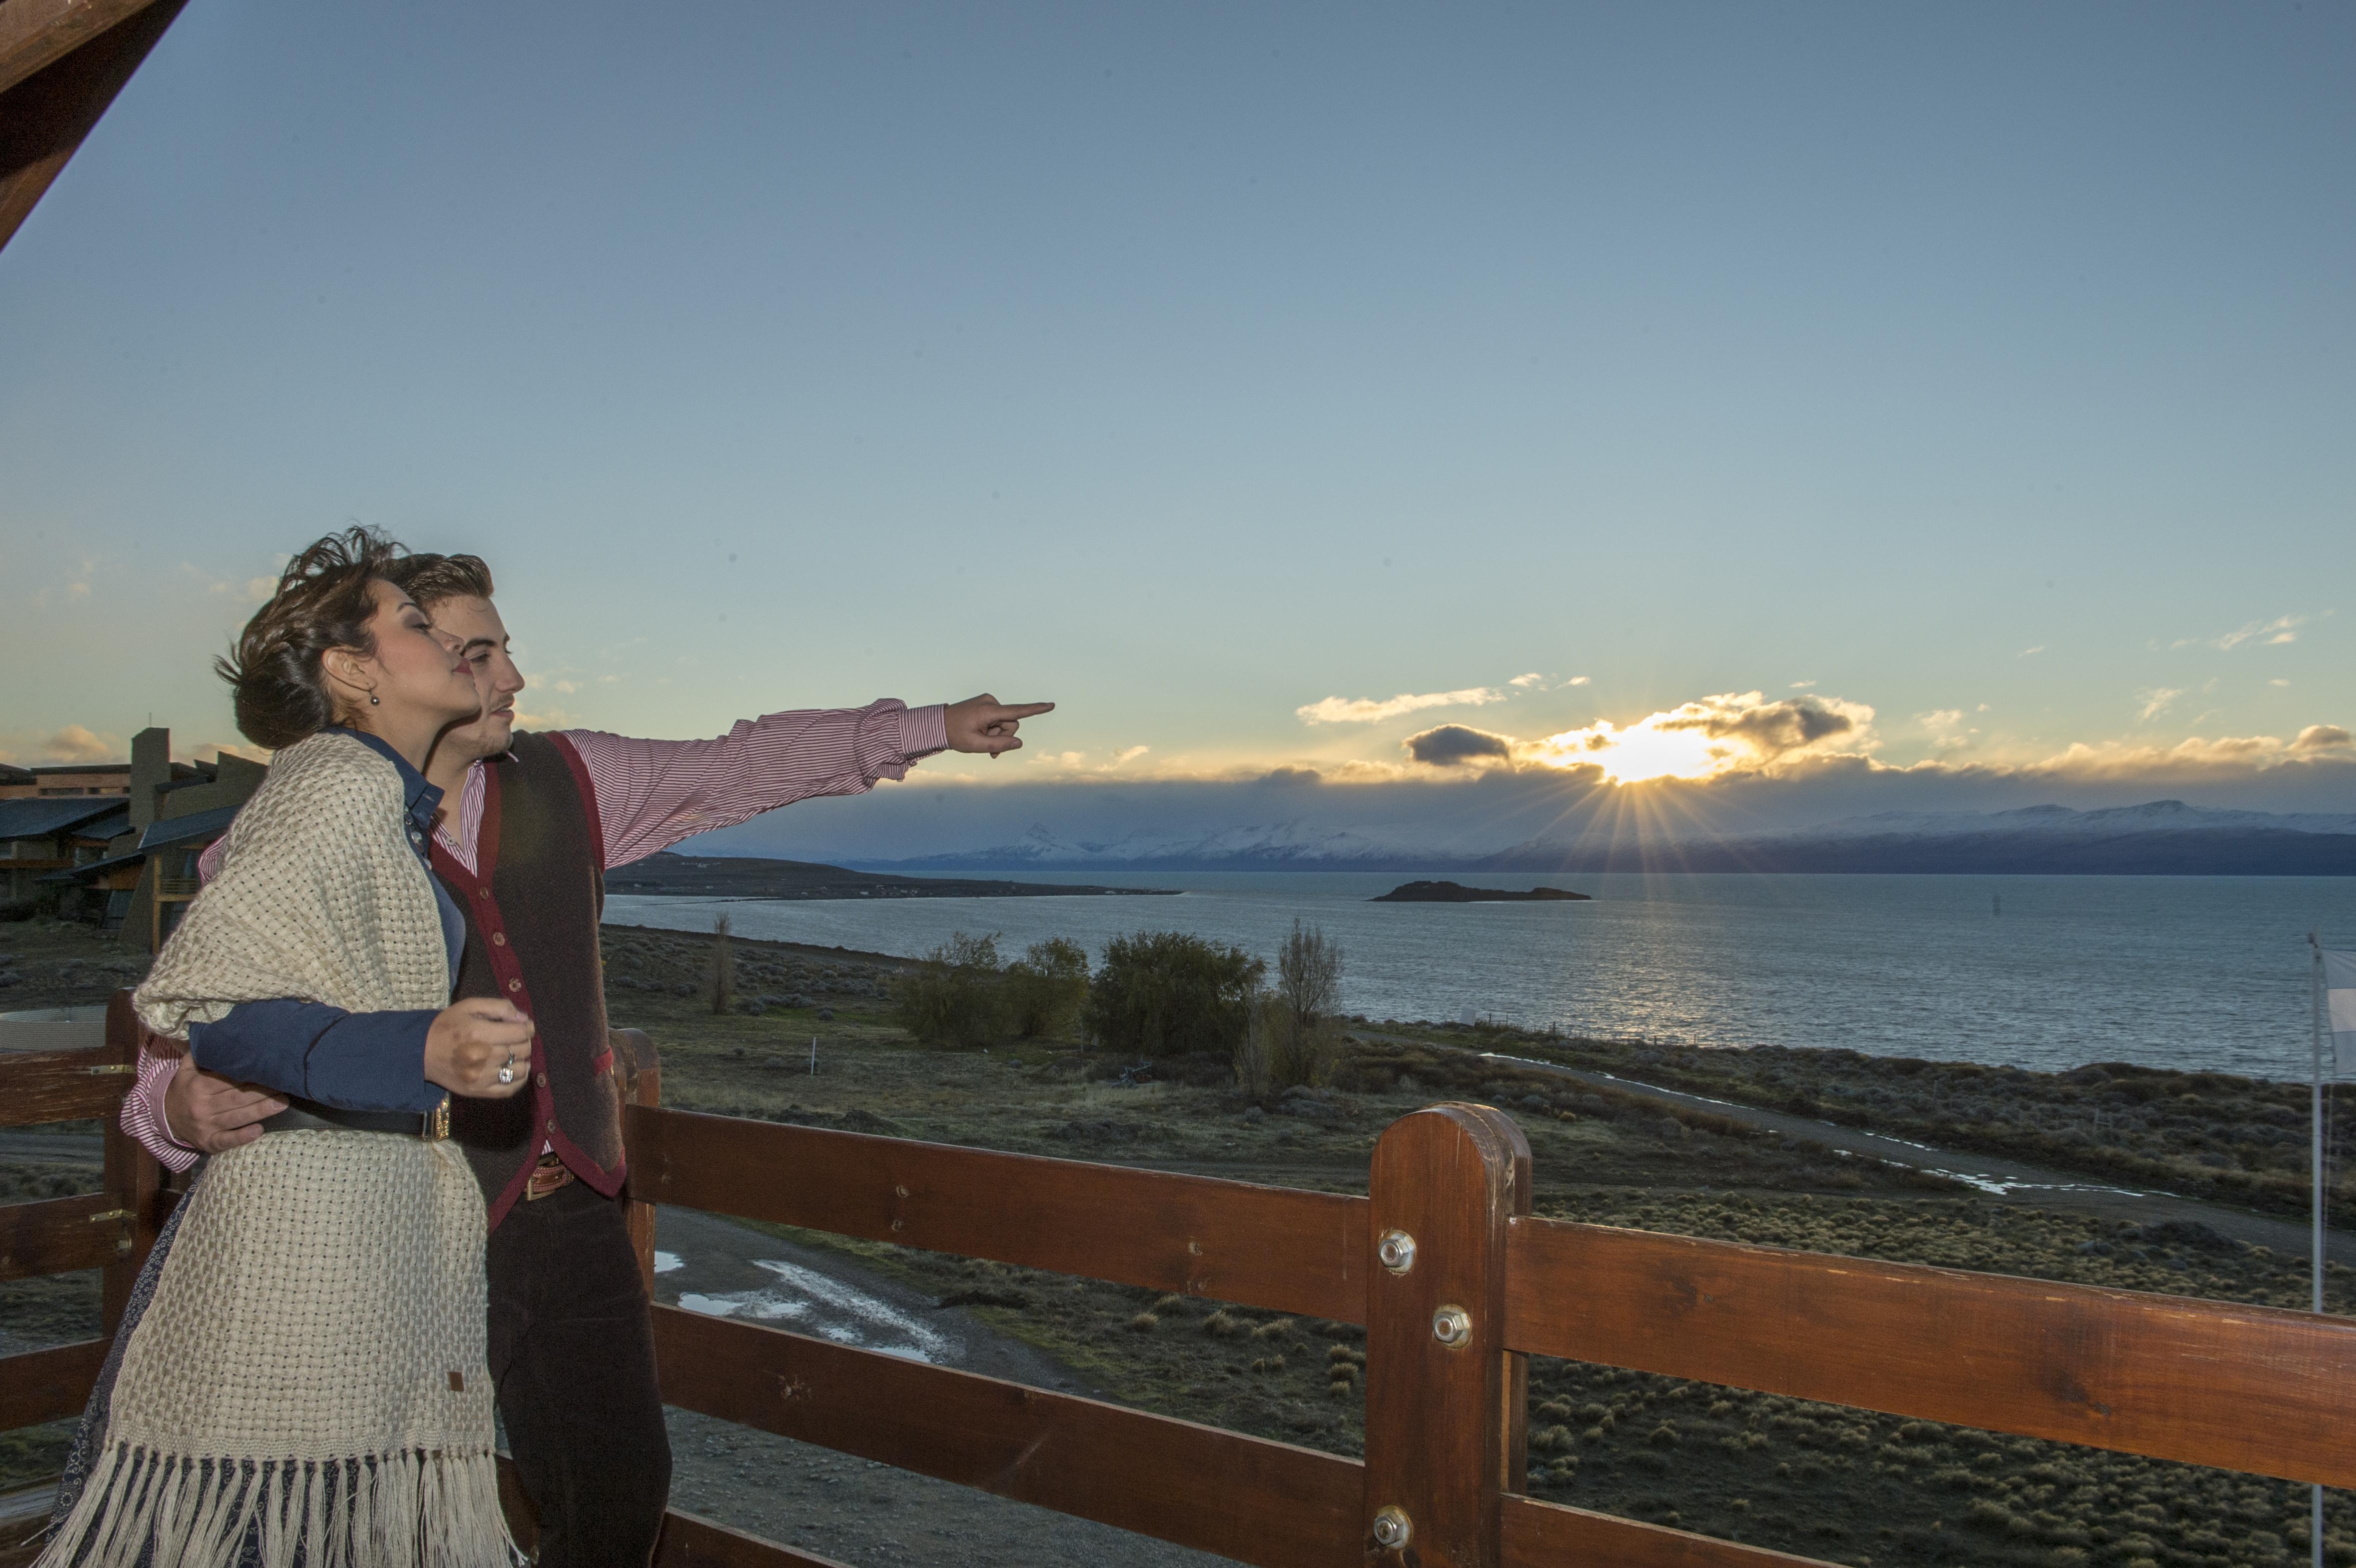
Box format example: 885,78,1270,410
44,733,512,1568
134,730,451,1038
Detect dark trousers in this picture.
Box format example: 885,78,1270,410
487,1178,672,1568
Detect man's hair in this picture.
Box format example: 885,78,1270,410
216,527,407,750
382,552,495,609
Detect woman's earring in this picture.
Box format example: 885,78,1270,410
369,694,380,705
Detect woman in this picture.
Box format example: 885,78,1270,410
41,529,534,1568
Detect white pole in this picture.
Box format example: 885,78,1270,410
2312,932,2327,1568
810,1034,818,1076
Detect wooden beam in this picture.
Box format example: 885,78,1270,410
653,1305,1365,1568
0,0,187,255
0,1042,134,1126
0,1337,108,1432
1362,1105,1530,1567
1505,1214,2356,1489
628,1105,1370,1324
0,0,161,97
656,1508,856,1568
1500,1494,1838,1568
500,1451,851,1568
0,1191,128,1283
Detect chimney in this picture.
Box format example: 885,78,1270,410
128,727,170,830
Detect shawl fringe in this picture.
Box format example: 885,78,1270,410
36,1440,513,1568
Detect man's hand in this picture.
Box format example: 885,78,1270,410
944,695,1054,758
162,1061,287,1155
425,998,535,1099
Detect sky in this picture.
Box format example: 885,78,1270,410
3,2,2351,855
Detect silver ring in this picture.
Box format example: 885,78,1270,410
497,1055,515,1085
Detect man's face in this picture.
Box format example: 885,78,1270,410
424,595,526,761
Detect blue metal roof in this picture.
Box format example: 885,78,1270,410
138,803,241,850
0,797,130,841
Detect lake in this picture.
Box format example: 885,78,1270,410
604,872,2356,1081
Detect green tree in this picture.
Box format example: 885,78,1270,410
894,931,1005,1047
1002,937,1090,1039
1084,930,1264,1058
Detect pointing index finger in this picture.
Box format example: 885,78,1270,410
989,702,1055,720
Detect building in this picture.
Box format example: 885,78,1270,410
0,762,136,799
33,728,268,946
0,797,129,906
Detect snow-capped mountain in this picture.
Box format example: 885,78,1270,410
855,801,2356,875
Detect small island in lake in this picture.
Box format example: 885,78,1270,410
1370,880,1591,903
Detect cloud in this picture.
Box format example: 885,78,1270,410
1404,724,1518,768
2271,679,2292,688
2019,646,2045,658
2296,725,2353,751
1296,686,1506,725
191,740,270,765
177,561,276,604
1915,709,1975,752
2182,614,2305,652
1508,672,1545,688
42,725,119,763
2135,688,2187,722
1790,680,1816,689
1026,745,1155,775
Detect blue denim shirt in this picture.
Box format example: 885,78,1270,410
185,728,463,1114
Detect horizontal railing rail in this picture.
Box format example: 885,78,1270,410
1505,1214,2356,1490
625,1103,1369,1323
7,994,2352,1568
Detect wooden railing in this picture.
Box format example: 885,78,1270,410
5,997,2353,1568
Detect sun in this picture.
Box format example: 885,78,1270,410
1529,716,1720,784
1588,724,1718,784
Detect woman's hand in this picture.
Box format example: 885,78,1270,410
944,694,1054,757
425,998,534,1099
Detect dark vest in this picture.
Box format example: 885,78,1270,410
430,732,624,1229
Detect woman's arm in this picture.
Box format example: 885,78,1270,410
189,997,534,1109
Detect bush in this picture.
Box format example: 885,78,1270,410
1239,991,1345,1095
1085,930,1263,1058
894,931,1006,1047
1002,937,1090,1039
708,914,735,1014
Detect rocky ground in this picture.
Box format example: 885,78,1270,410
2,916,2349,1567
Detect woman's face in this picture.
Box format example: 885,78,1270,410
345,578,480,730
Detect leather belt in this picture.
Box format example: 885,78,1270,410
526,1153,575,1201
259,1096,434,1138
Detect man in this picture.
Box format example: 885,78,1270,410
125,551,1049,1565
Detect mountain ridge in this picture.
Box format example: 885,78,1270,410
833,800,2356,875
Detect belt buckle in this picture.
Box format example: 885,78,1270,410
526,1154,574,1201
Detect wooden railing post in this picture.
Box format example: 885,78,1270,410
614,1028,662,1296
97,990,157,1334
1362,1104,1531,1567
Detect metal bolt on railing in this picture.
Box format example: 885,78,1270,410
1431,1304,1472,1348
1376,1228,1417,1274
1370,1506,1413,1549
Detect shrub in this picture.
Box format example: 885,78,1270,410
894,931,1006,1047
1240,990,1347,1095
1085,931,1263,1059
708,914,735,1013
1002,937,1089,1039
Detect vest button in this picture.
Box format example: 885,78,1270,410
536,1072,549,1088
507,978,522,993
545,1119,558,1134
491,932,506,946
